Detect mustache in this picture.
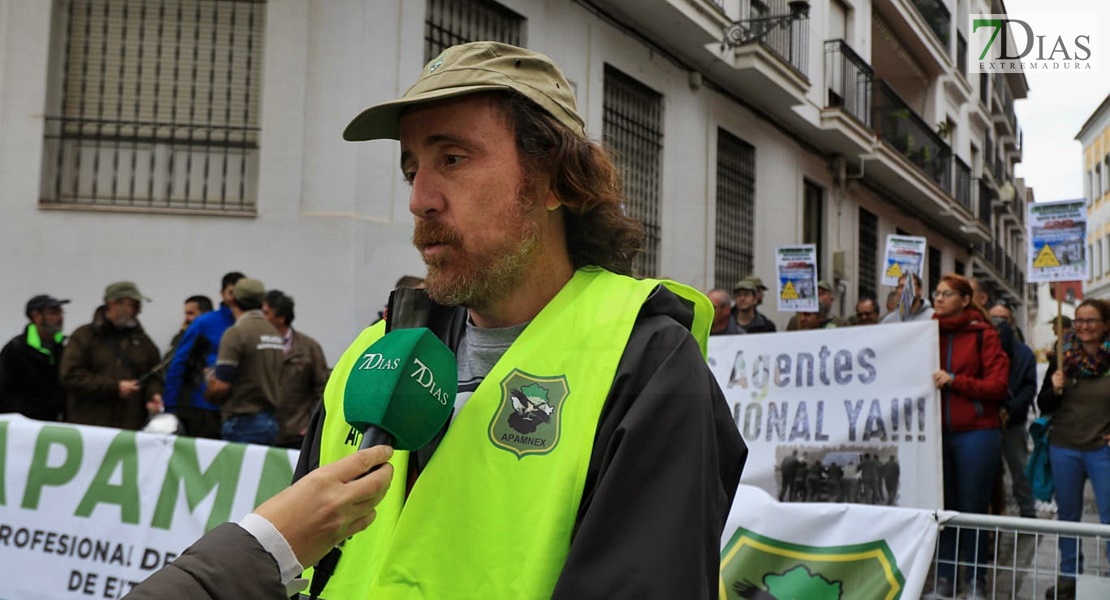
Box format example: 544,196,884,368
413,220,462,249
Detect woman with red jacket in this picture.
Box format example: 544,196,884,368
931,274,1010,599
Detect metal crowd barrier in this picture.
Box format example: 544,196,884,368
923,513,1110,599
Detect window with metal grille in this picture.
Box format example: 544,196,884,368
928,246,941,297
858,207,878,299
603,65,663,278
41,0,265,213
714,129,756,290
424,0,524,63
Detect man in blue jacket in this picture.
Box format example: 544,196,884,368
161,272,245,438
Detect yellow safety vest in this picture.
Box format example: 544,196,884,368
313,268,711,599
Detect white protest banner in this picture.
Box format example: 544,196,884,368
719,484,939,600
1028,199,1088,283
882,235,927,286
776,244,818,313
708,321,943,510
0,415,297,600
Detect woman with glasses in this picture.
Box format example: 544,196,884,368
930,274,1010,600
1036,298,1110,600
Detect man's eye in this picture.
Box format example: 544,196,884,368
401,170,416,185
445,155,463,166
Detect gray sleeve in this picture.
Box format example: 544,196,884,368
123,523,287,600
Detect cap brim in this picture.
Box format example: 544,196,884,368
344,84,513,141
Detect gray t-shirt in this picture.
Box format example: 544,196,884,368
454,319,528,416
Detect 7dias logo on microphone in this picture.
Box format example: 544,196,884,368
970,14,1097,73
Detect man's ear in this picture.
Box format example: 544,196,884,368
543,188,561,212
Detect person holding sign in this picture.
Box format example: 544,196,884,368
930,274,1009,599
1036,298,1110,600
881,272,933,324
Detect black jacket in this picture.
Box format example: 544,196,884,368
0,325,66,421
123,523,286,600
297,285,748,599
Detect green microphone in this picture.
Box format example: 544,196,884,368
343,327,457,451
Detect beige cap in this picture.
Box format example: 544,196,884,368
343,41,584,141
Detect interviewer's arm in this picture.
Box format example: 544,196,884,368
124,446,394,600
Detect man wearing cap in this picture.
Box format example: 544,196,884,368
731,279,776,334
261,42,746,600
742,275,768,306
0,295,71,420
163,272,247,439
60,282,163,430
205,278,285,445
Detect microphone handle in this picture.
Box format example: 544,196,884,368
358,426,396,450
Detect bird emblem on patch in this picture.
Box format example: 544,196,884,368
489,369,568,458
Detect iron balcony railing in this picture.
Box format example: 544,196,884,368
953,156,972,212
873,80,951,191
824,40,873,127
910,0,951,50
751,0,810,77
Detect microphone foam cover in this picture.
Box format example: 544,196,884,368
343,328,457,451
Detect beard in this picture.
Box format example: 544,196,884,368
413,196,541,308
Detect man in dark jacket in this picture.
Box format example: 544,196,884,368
731,279,776,333
262,290,329,448
0,294,70,420
60,282,163,430
990,304,1038,517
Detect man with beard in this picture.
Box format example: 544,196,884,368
0,295,70,420
271,43,746,600
60,282,163,430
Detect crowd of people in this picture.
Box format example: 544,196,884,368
0,272,339,449
710,270,1106,600
777,450,900,505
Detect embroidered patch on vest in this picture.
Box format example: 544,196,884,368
489,369,569,458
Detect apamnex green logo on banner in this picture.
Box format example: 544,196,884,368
720,527,907,600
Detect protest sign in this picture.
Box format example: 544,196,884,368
708,321,942,510
1027,200,1088,283
776,245,818,313
719,485,938,600
882,235,927,286
0,416,297,599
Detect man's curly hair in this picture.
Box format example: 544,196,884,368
495,93,644,276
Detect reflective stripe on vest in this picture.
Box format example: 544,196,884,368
315,268,711,599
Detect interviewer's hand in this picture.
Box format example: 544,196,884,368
253,446,394,568
1052,371,1065,396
